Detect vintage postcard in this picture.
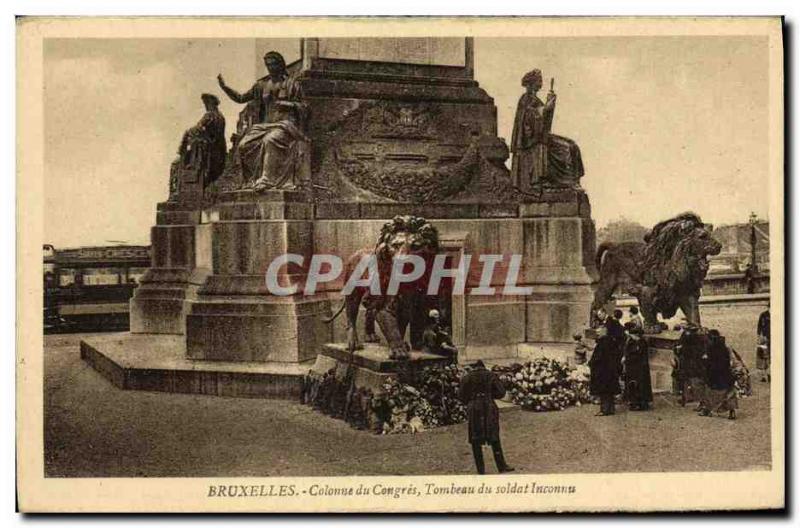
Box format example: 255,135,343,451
16,16,784,512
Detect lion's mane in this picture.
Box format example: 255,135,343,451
375,215,440,258
592,212,721,326
640,212,716,318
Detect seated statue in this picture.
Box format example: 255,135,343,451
510,69,584,192
421,309,458,362
169,93,227,200
217,51,310,192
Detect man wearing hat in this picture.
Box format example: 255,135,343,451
459,360,515,474
589,325,622,416
622,323,653,411
170,93,227,199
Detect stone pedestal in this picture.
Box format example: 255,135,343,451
311,343,452,394
129,200,209,335
86,37,601,401
520,190,597,344
184,190,332,363
644,331,681,394
312,191,597,362
131,188,334,365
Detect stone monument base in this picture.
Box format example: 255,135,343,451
643,330,681,394
309,343,452,394
80,333,309,400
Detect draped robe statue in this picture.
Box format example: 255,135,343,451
218,51,309,192
510,69,584,191
169,93,227,200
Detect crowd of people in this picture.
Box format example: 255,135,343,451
586,308,654,416
437,304,769,474
673,326,740,420
585,306,754,420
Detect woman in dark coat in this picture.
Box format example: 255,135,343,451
623,324,653,411
589,327,622,416
700,330,738,420
605,310,626,348
459,360,514,474
674,325,709,407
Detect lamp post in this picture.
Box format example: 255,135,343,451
749,212,759,275
746,212,759,294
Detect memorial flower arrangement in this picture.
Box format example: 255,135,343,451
303,357,590,434
372,364,467,434
495,359,592,412
372,380,435,434
419,364,468,425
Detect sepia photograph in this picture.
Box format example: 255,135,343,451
16,16,785,513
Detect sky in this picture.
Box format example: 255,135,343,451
43,36,770,248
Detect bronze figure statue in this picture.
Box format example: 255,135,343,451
421,309,458,362
591,212,722,333
169,93,227,200
217,51,309,192
510,69,584,192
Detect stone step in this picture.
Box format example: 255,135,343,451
132,285,191,300
80,333,309,400
156,210,201,226
214,201,313,221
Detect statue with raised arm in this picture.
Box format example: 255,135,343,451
217,51,309,192
511,69,584,192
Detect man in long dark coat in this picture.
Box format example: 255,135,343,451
623,324,653,411
605,309,626,388
589,326,622,416
757,305,771,343
700,329,738,420
459,360,514,474
757,304,771,381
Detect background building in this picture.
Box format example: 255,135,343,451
705,216,770,296
43,244,151,332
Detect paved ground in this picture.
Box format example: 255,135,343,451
44,303,772,477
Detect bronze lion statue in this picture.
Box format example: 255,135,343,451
325,215,440,359
591,212,722,333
